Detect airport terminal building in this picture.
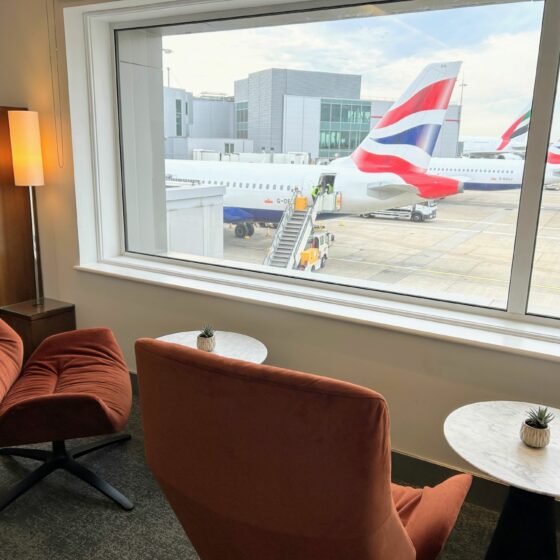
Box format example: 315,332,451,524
165,67,460,161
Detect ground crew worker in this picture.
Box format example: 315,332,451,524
311,185,320,200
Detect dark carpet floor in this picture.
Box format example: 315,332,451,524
0,397,523,559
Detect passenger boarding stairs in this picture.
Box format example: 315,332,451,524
264,191,337,269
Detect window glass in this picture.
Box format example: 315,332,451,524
175,99,182,136
527,70,560,317
116,0,544,309
331,104,341,122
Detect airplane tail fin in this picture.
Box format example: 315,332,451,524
497,103,531,151
548,142,560,165
351,61,462,174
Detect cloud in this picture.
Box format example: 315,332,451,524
162,7,559,139
360,29,543,136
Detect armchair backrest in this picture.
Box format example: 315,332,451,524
136,339,414,560
0,320,23,403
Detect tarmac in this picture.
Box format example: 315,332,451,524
222,189,560,317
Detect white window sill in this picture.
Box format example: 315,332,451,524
75,255,560,363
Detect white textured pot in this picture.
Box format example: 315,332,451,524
520,421,550,448
197,335,216,352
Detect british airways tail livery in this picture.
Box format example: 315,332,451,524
348,61,463,199
547,143,560,187
165,62,463,231
548,143,560,165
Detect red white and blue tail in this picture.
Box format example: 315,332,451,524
548,143,560,166
351,61,462,174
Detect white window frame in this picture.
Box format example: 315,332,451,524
64,0,560,360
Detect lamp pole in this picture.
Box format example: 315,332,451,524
28,186,42,306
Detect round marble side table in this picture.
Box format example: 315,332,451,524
444,401,560,560
157,331,267,364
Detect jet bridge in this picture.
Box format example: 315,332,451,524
263,190,339,270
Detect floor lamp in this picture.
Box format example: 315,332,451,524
7,111,44,307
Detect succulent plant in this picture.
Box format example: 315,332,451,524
525,407,555,430
198,325,215,339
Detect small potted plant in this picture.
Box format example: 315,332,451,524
197,325,216,352
520,407,554,448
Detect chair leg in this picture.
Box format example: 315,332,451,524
0,438,133,512
0,460,58,512
63,459,134,511
71,434,131,459
0,448,52,462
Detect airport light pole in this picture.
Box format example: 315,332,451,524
162,48,173,87
458,76,468,155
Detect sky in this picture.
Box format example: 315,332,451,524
161,1,560,140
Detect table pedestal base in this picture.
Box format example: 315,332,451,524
486,486,557,560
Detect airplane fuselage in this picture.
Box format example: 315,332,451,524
165,159,430,222
429,157,524,190
429,156,559,190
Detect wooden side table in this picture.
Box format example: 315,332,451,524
0,298,76,360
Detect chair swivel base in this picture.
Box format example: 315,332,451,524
0,434,133,512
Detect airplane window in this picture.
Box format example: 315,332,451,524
273,185,277,190
266,185,270,190
259,185,263,189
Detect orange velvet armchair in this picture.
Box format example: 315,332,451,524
0,320,133,511
136,338,471,560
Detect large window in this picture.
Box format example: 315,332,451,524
527,69,560,318
114,0,560,316
319,99,371,157
175,99,183,136
236,101,248,139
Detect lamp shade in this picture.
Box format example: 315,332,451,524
7,111,44,187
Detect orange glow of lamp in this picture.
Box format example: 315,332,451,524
8,111,45,306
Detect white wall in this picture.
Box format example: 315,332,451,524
282,95,320,158
190,98,235,138
165,136,190,159
166,184,225,258
1,0,559,473
187,137,253,159
117,28,167,254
